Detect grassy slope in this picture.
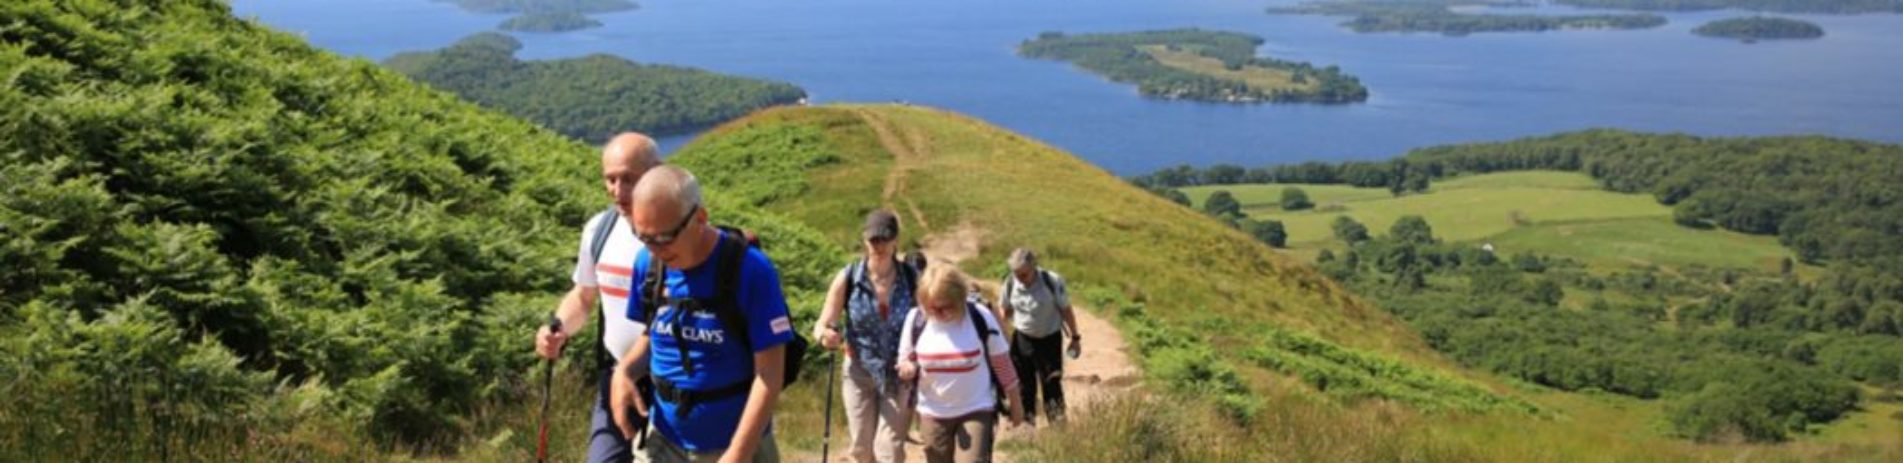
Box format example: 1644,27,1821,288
674,112,1900,461
674,104,1439,365
1184,171,1802,273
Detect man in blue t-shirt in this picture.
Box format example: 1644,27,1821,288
610,166,791,463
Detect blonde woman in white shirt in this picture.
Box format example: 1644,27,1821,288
896,265,1024,463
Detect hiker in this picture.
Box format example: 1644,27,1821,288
998,248,1079,426
536,133,663,463
814,209,919,463
898,264,1024,463
610,166,794,463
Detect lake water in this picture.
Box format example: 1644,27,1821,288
232,0,1903,174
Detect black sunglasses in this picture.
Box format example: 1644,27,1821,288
637,204,699,247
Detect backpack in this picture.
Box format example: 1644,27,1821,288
842,258,920,339
584,209,620,371
636,226,809,398
905,302,1008,415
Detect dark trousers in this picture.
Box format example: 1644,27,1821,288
589,365,656,463
1010,331,1065,425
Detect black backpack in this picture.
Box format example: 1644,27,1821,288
635,226,809,404
905,302,1008,415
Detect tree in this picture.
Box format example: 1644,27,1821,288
1530,278,1565,307
1673,201,1711,229
1404,174,1431,193
1247,220,1289,248
1390,215,1435,245
1514,253,1547,273
1154,188,1192,207
1202,164,1246,185
1280,187,1314,211
1331,216,1370,244
1204,190,1243,217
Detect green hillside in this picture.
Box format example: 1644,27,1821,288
0,1,842,459
668,105,1576,458
672,105,1445,364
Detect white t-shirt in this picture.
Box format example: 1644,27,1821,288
571,213,647,363
898,307,1011,419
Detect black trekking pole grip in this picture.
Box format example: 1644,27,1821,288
537,315,562,463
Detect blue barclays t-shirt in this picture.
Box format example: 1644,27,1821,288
628,232,794,452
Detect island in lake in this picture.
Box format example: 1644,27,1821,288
1693,16,1826,41
1556,0,1902,14
1270,0,1667,36
1018,29,1368,104
385,33,805,141
498,11,604,32
436,0,638,33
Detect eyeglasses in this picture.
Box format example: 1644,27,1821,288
637,204,699,247
926,299,958,314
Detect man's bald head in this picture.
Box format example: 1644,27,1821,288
601,132,662,216
630,166,711,266
603,133,661,170
632,165,701,214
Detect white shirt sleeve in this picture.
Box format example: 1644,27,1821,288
571,216,602,287
897,307,919,361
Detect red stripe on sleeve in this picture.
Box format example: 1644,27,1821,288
989,353,1019,391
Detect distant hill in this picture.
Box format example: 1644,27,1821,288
385,33,806,142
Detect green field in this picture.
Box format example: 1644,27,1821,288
1491,217,1796,271
1182,171,1801,272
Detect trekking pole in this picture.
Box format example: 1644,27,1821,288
537,315,563,463
820,343,839,462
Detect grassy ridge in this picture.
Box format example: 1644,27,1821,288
669,104,1552,455
674,104,1441,364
